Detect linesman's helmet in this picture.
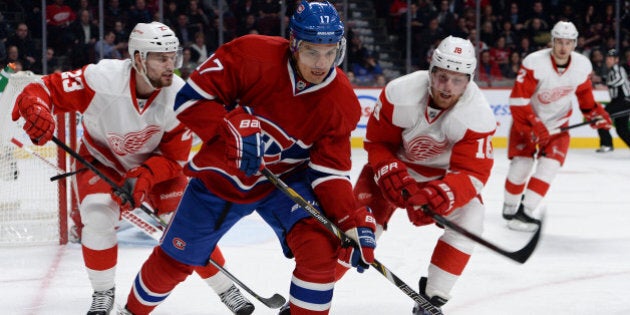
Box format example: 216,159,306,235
128,22,183,69
430,36,477,77
289,0,346,66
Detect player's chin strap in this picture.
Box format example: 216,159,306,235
133,59,157,92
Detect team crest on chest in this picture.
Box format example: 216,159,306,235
405,135,449,162
107,125,161,155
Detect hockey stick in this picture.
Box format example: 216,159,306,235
552,108,630,134
260,168,443,315
11,137,164,240
50,136,286,309
403,189,541,264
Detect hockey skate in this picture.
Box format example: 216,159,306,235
412,277,447,315
87,287,115,315
278,302,290,315
595,145,613,153
506,204,541,232
219,284,255,315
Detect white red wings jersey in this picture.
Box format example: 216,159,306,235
509,48,597,129
365,70,496,209
174,34,361,220
22,59,191,177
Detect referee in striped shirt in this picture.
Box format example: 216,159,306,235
596,49,630,152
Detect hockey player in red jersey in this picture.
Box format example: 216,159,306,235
121,1,376,315
501,21,612,231
352,36,496,314
10,22,253,315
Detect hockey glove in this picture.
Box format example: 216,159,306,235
337,206,377,273
527,114,550,145
584,104,612,130
112,165,154,212
221,106,264,177
12,94,55,145
406,181,456,224
373,159,420,208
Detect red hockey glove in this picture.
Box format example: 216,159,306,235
12,94,55,145
337,206,377,273
221,106,264,177
527,114,550,145
584,104,612,130
112,165,155,212
373,159,420,208
405,181,456,224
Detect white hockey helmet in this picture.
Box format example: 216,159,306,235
551,21,578,42
128,22,182,68
430,36,476,76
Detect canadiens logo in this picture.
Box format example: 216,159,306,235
107,125,161,155
536,86,574,104
296,80,306,90
173,237,186,250
405,135,449,162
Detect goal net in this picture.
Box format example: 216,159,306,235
0,71,74,246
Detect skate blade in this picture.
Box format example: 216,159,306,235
506,219,539,232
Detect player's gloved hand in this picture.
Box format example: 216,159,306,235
12,94,55,145
337,206,377,273
527,114,550,145
584,104,612,130
405,181,456,224
221,106,264,177
373,159,420,208
112,165,154,212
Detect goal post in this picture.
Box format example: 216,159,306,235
0,71,76,246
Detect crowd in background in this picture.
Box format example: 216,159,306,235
0,0,629,87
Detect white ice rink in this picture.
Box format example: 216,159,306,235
1,148,630,315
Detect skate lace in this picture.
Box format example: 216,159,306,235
219,285,250,312
89,288,115,312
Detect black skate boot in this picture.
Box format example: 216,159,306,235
87,287,114,315
412,277,447,315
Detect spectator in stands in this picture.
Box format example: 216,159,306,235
590,49,607,87
452,17,470,39
490,36,511,66
32,47,61,74
504,2,525,34
190,31,209,64
69,9,98,68
6,23,37,71
174,14,195,47
480,20,496,49
500,20,519,51
257,0,281,35
105,0,128,31
112,20,129,57
236,13,258,37
416,17,444,69
127,0,154,32
4,45,22,67
516,36,535,59
528,1,551,27
436,0,457,34
525,18,550,49
185,0,212,37
234,0,259,25
477,49,503,86
94,31,123,61
388,0,408,34
352,51,383,86
76,0,98,25
175,47,198,81
46,0,76,57
347,35,369,68
501,51,522,79
164,1,182,27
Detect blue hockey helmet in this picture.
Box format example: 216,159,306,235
290,0,344,45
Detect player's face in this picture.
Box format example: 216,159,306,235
551,38,576,64
430,68,470,109
145,51,178,88
296,42,338,84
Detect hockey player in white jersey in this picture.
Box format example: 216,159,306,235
501,21,612,231
10,22,254,315
352,36,496,314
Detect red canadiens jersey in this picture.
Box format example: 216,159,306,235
365,71,496,210
509,48,597,130
174,35,361,220
21,59,191,177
